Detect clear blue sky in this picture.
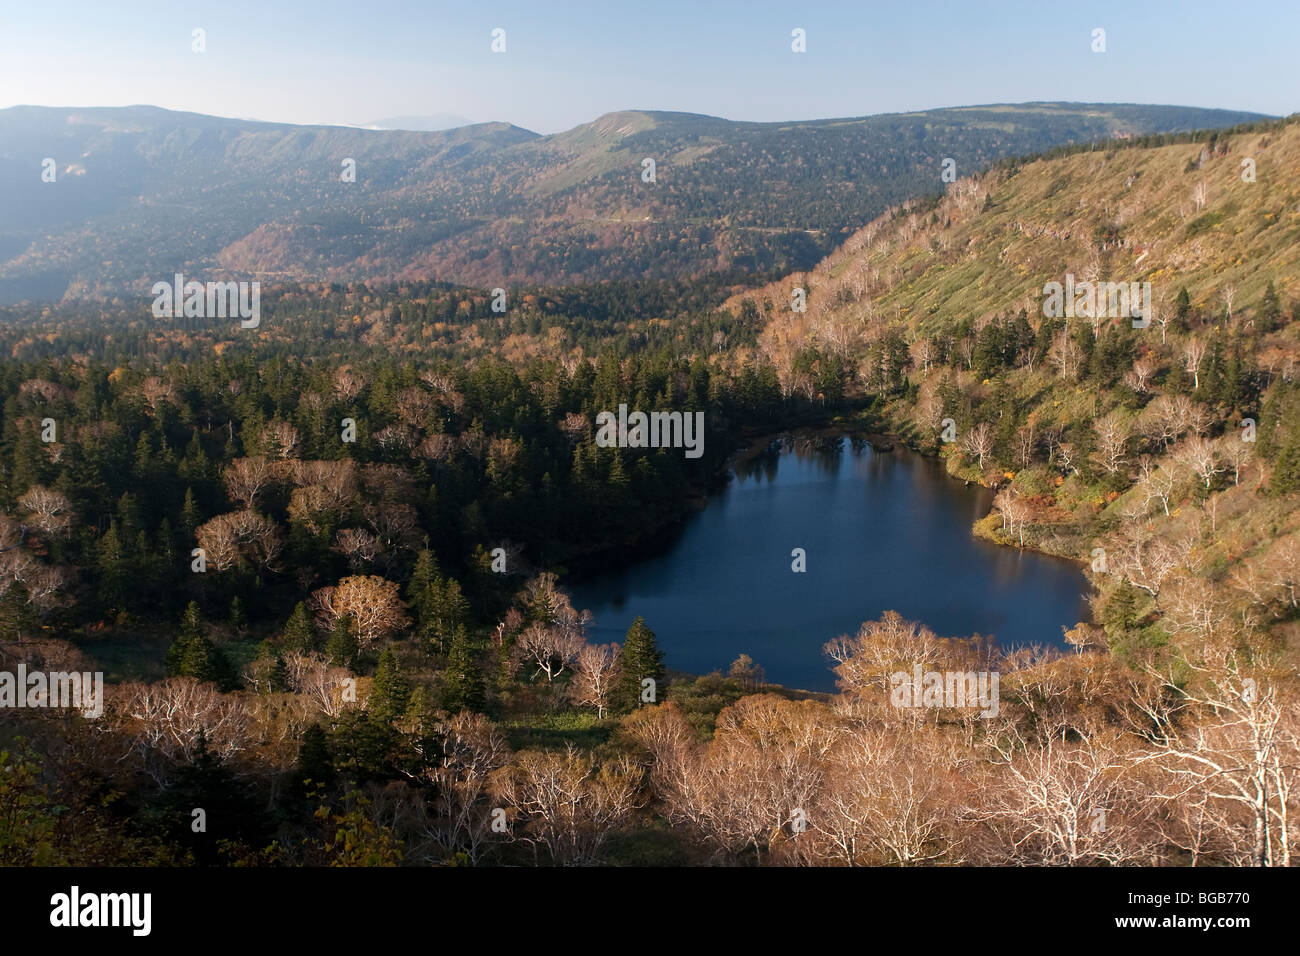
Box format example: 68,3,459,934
1,0,1295,132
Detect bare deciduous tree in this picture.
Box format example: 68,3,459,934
1141,394,1209,448
1192,180,1208,212
282,651,358,718
373,424,418,455
1092,410,1132,476
492,745,644,865
1182,339,1207,391
310,575,409,650
1173,435,1223,489
222,456,276,510
558,412,588,446
572,643,621,718
414,432,457,462
332,366,367,401
1132,629,1298,867
1106,519,1181,602
19,486,73,539
1049,330,1084,380
138,376,179,416
394,387,436,429
993,488,1032,547
815,729,965,865
960,422,995,471
516,623,584,683
1263,535,1300,610
1124,355,1158,394
195,510,283,572
113,678,251,785
970,717,1156,865
334,527,381,570
1136,456,1178,516
1014,422,1038,469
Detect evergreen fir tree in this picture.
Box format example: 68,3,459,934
268,653,289,693
166,601,206,676
180,487,202,538
1259,281,1282,333
180,634,226,685
370,650,411,723
96,521,130,615
422,576,469,654
406,549,440,611
402,685,439,740
1101,580,1142,640
295,723,335,796
166,601,234,687
280,601,319,653
179,601,205,641
442,626,486,713
325,614,359,669
1175,287,1192,331
1271,440,1300,496
613,616,665,713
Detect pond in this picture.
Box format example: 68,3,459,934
568,433,1091,692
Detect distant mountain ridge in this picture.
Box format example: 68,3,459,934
0,102,1271,304
363,114,476,131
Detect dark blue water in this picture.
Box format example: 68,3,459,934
569,434,1091,692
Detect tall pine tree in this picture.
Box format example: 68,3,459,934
442,626,485,713
613,616,665,713
370,650,412,723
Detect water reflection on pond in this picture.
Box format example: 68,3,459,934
570,434,1091,692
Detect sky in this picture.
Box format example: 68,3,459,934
1,0,1296,134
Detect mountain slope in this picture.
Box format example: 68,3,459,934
0,102,1269,303
744,115,1299,355
739,114,1300,659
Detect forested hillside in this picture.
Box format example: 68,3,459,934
742,115,1300,663
3,116,1299,869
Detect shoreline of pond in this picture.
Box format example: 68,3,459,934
730,422,1094,577
568,426,1095,691
564,418,1095,594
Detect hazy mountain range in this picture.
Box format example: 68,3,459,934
0,102,1270,304
362,114,476,131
